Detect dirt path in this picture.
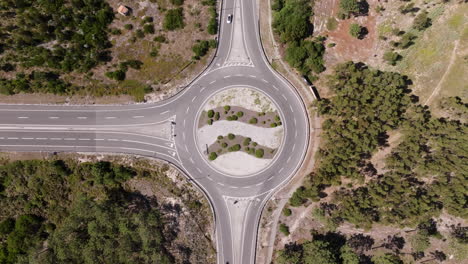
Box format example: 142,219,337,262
424,40,460,106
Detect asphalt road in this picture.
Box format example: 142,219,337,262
0,0,310,263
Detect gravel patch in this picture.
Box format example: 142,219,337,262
204,87,277,113
211,152,273,176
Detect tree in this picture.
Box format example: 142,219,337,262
339,0,360,17
413,11,431,31
347,234,374,253
349,23,362,38
302,240,337,264
340,245,360,264
371,253,403,264
272,0,312,43
163,8,184,30
383,51,401,65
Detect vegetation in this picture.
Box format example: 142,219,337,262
272,0,325,80
0,159,211,263
207,2,218,35
279,223,290,236
383,51,401,66
164,8,185,31
349,23,363,39
192,40,216,60
288,62,467,231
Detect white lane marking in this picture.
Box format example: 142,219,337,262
234,74,244,77
282,94,287,100
49,117,59,119
292,144,296,152
77,116,88,119
267,176,274,182
105,117,116,119
189,157,194,163
17,117,29,119
36,138,47,140
242,186,251,189
184,145,189,152
295,130,298,137
51,138,62,140
196,167,202,173
0,137,4,139
207,176,213,181
255,182,263,186
287,157,291,163
290,105,294,112
182,132,186,140
230,186,239,189
191,96,197,102
218,182,225,187
21,137,34,140
132,116,144,119
185,107,190,114
200,87,206,92
209,80,216,84
294,118,296,125
64,138,75,140
183,119,186,127
160,110,169,115
262,79,268,83
249,75,256,78
94,138,104,141
223,75,231,78
79,138,90,141
108,139,118,141
7,137,18,139
273,85,279,91
279,168,284,173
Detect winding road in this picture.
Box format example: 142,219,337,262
0,0,310,263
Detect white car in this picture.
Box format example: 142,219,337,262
227,14,233,24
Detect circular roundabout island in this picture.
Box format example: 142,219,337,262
196,87,284,176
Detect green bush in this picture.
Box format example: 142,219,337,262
221,142,228,148
252,142,258,147
192,40,210,59
217,135,223,140
124,24,133,30
413,11,431,31
170,0,184,6
214,112,220,120
136,29,145,38
207,109,215,118
249,118,258,124
275,115,281,122
243,138,252,146
279,223,290,236
227,133,235,140
237,111,244,117
0,218,15,235
270,123,278,127
255,149,264,158
383,51,401,66
283,208,292,217
143,24,155,34
207,119,213,125
154,35,166,42
111,28,122,35
143,16,154,23
207,18,218,35
105,70,126,81
208,152,218,160
349,23,362,38
224,105,231,111
228,144,241,152
339,0,360,17
164,8,185,30
273,0,312,43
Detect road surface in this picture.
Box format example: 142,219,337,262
0,0,310,263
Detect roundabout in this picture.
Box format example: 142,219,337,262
0,0,311,263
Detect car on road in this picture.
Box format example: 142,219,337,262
227,14,233,24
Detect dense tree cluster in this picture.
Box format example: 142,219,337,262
272,0,325,79
0,159,208,263
0,0,114,73
289,62,467,232
0,71,72,95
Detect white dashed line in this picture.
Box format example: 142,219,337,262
290,105,294,112
196,167,202,173
282,94,287,100
182,132,186,140
51,138,62,140
183,119,186,127
192,96,197,102
184,145,189,152
94,138,104,141
64,138,75,141
189,157,194,163
209,80,216,84
132,116,144,119
249,75,256,78
279,168,284,173
223,75,231,78
218,182,225,186
185,107,190,114
267,176,274,181
200,87,206,92
79,138,90,141
234,74,244,77
261,79,268,83
292,144,296,152
295,130,297,137
230,186,239,189
160,110,169,115
36,138,47,140
287,157,291,163
21,137,33,140
255,182,263,186
77,116,88,119
207,176,213,181
49,117,59,119
7,137,18,140
105,117,116,119
0,137,4,139
17,117,29,119
294,118,296,125
273,85,279,91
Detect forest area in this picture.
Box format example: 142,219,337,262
0,159,214,263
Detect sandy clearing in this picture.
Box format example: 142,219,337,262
211,151,273,176
204,87,277,113
197,120,284,149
